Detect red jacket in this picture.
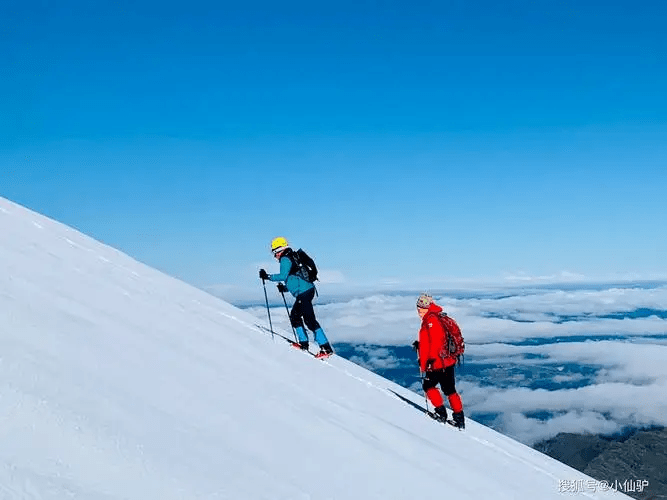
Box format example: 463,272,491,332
418,302,456,372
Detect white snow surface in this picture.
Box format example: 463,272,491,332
0,197,631,500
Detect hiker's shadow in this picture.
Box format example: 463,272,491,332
387,389,429,415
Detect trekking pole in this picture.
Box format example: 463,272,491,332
420,370,429,414
261,278,274,340
414,342,429,414
279,289,298,343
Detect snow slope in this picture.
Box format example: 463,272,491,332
0,197,631,500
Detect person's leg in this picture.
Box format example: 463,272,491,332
441,365,463,413
298,289,331,350
289,299,308,344
441,365,465,428
422,372,444,408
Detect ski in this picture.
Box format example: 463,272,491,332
254,323,299,346
289,341,317,358
292,342,334,360
254,323,332,360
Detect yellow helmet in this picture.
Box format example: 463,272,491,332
270,236,289,254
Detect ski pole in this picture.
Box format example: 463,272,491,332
420,371,429,413
261,278,274,340
415,343,429,413
279,289,298,342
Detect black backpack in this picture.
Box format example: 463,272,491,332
286,248,318,283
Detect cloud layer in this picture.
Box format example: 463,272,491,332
249,282,667,444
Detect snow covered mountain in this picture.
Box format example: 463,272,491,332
0,196,632,500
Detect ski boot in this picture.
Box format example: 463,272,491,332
291,341,309,351
452,411,465,429
315,342,334,359
434,405,448,422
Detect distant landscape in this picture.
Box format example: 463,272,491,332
536,428,667,500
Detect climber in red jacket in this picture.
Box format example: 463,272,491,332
414,293,465,429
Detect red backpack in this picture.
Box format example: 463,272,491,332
437,313,465,359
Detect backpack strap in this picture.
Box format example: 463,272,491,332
283,248,297,276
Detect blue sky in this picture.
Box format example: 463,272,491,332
2,0,666,300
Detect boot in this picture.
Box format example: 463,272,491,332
452,411,465,429
434,405,448,422
315,343,333,358
291,341,309,351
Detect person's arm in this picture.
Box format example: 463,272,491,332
269,256,292,281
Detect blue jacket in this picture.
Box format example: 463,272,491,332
268,252,315,297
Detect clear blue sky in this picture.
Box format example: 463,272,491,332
2,0,666,299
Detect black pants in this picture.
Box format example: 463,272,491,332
289,288,321,332
422,365,457,396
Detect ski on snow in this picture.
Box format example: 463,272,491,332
254,324,332,359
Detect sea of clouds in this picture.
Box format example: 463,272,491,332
247,282,667,445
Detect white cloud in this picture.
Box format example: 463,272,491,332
349,346,402,370
497,411,622,445
257,284,667,445
317,295,419,344
317,269,346,284
502,270,588,283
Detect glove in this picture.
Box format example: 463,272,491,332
277,283,288,293
425,358,436,371
412,340,419,352
259,269,269,280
